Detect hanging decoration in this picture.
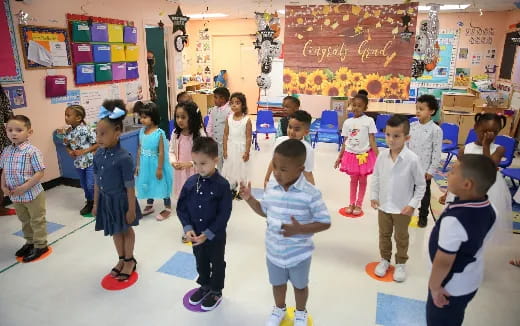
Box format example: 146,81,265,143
254,11,281,90
399,13,414,42
168,6,189,35
411,4,440,78
16,10,31,25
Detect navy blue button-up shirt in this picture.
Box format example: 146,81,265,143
176,171,232,240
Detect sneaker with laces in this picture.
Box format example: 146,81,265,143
266,306,286,326
201,291,222,311
393,264,407,282
294,310,308,326
189,286,210,305
374,259,390,277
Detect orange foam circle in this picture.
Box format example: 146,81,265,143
365,262,395,282
16,246,53,263
338,207,364,218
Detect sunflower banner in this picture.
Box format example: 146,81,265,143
283,3,418,99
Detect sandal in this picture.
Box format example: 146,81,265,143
110,256,124,277
118,257,137,282
345,205,354,214
353,206,363,216
156,208,172,221
142,205,155,216
510,258,520,267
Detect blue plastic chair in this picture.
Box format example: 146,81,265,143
495,135,516,168
203,115,209,128
502,168,520,188
252,110,277,151
313,110,341,151
409,116,419,123
375,114,391,139
440,123,459,153
348,112,354,119
442,129,477,171
169,120,175,138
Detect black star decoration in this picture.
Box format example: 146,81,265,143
168,6,190,35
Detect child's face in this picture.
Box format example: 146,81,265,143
287,119,309,140
272,153,305,189
475,120,500,145
65,108,82,126
447,161,469,196
351,98,367,118
214,94,227,107
139,114,153,127
191,151,218,177
416,102,434,123
283,99,299,116
175,107,189,131
385,125,409,151
230,97,243,114
6,120,31,145
96,119,121,148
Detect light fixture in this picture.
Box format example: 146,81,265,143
187,13,227,19
418,4,470,11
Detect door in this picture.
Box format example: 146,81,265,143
145,27,170,136
212,35,259,113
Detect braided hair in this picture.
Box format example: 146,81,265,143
474,112,506,131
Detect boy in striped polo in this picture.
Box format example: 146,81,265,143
240,139,331,326
427,154,497,326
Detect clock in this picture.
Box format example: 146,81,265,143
175,35,185,52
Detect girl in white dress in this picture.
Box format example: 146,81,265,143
221,92,252,199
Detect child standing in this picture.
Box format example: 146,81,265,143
240,139,331,326
334,94,378,216
177,137,232,311
1,115,48,262
93,100,142,281
206,87,231,171
427,154,497,326
222,92,252,198
408,95,442,227
58,105,98,215
135,101,173,221
370,115,426,282
264,110,315,187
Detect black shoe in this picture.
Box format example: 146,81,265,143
418,218,427,228
189,286,211,305
15,243,33,257
201,291,222,311
23,247,49,262
80,200,94,215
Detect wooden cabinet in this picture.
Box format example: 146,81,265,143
191,93,214,117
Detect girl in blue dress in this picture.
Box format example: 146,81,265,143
93,99,142,281
135,101,173,221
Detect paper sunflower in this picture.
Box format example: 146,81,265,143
348,72,365,89
322,81,342,97
385,77,402,98
335,67,352,85
308,70,328,89
297,71,309,88
362,73,386,98
283,68,298,87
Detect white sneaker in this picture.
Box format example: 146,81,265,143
294,310,308,326
393,264,407,282
266,306,286,326
374,259,390,277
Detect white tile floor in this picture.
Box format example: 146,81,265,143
0,136,519,326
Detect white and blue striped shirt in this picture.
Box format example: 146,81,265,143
261,174,331,268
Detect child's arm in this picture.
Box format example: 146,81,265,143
206,111,214,137
92,184,99,216
303,171,315,185
223,119,229,160
125,186,137,225
368,133,379,156
1,170,10,196
429,249,456,308
402,159,426,216
156,135,164,180
282,191,331,236
240,182,267,217
264,161,273,189
168,134,181,170
334,137,348,169
176,184,196,241
135,143,141,175
427,127,443,179
243,118,252,162
370,154,381,209
11,171,44,197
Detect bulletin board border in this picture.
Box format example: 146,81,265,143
0,0,23,83
19,24,72,70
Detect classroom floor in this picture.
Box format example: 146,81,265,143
0,135,519,326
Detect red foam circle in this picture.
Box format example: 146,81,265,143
101,272,138,290
16,246,53,263
338,207,364,218
365,262,395,282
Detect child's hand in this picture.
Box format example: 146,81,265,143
483,131,495,145
263,179,269,189
1,186,10,196
134,167,139,176
182,162,193,169
73,149,85,157
185,230,197,242
281,217,302,237
242,152,250,162
126,209,136,225
192,233,207,246
334,157,342,169
370,200,379,209
223,151,228,160
239,181,252,201
400,205,414,216
172,162,181,170
425,173,433,181
439,192,447,205
66,149,76,158
156,168,163,180
430,286,450,308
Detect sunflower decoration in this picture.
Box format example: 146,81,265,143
307,69,329,90
297,71,309,90
385,77,402,98
342,83,355,98
321,81,342,97
362,73,386,99
335,67,352,85
348,71,365,89
283,68,298,87
304,85,316,95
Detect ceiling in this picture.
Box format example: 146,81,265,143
167,0,518,19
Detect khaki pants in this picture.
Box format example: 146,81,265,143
13,192,47,248
378,210,411,264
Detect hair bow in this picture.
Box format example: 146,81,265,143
98,106,125,119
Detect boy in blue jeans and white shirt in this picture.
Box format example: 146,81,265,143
427,154,497,326
241,139,331,326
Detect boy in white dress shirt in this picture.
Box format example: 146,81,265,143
370,115,426,282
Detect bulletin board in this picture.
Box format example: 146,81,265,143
19,25,72,69
0,0,23,82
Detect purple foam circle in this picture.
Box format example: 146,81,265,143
182,288,222,312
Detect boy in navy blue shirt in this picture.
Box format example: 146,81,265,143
427,154,497,326
176,137,232,311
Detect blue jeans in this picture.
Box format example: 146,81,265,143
76,166,94,201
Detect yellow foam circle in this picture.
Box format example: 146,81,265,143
280,307,314,326
409,216,419,228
